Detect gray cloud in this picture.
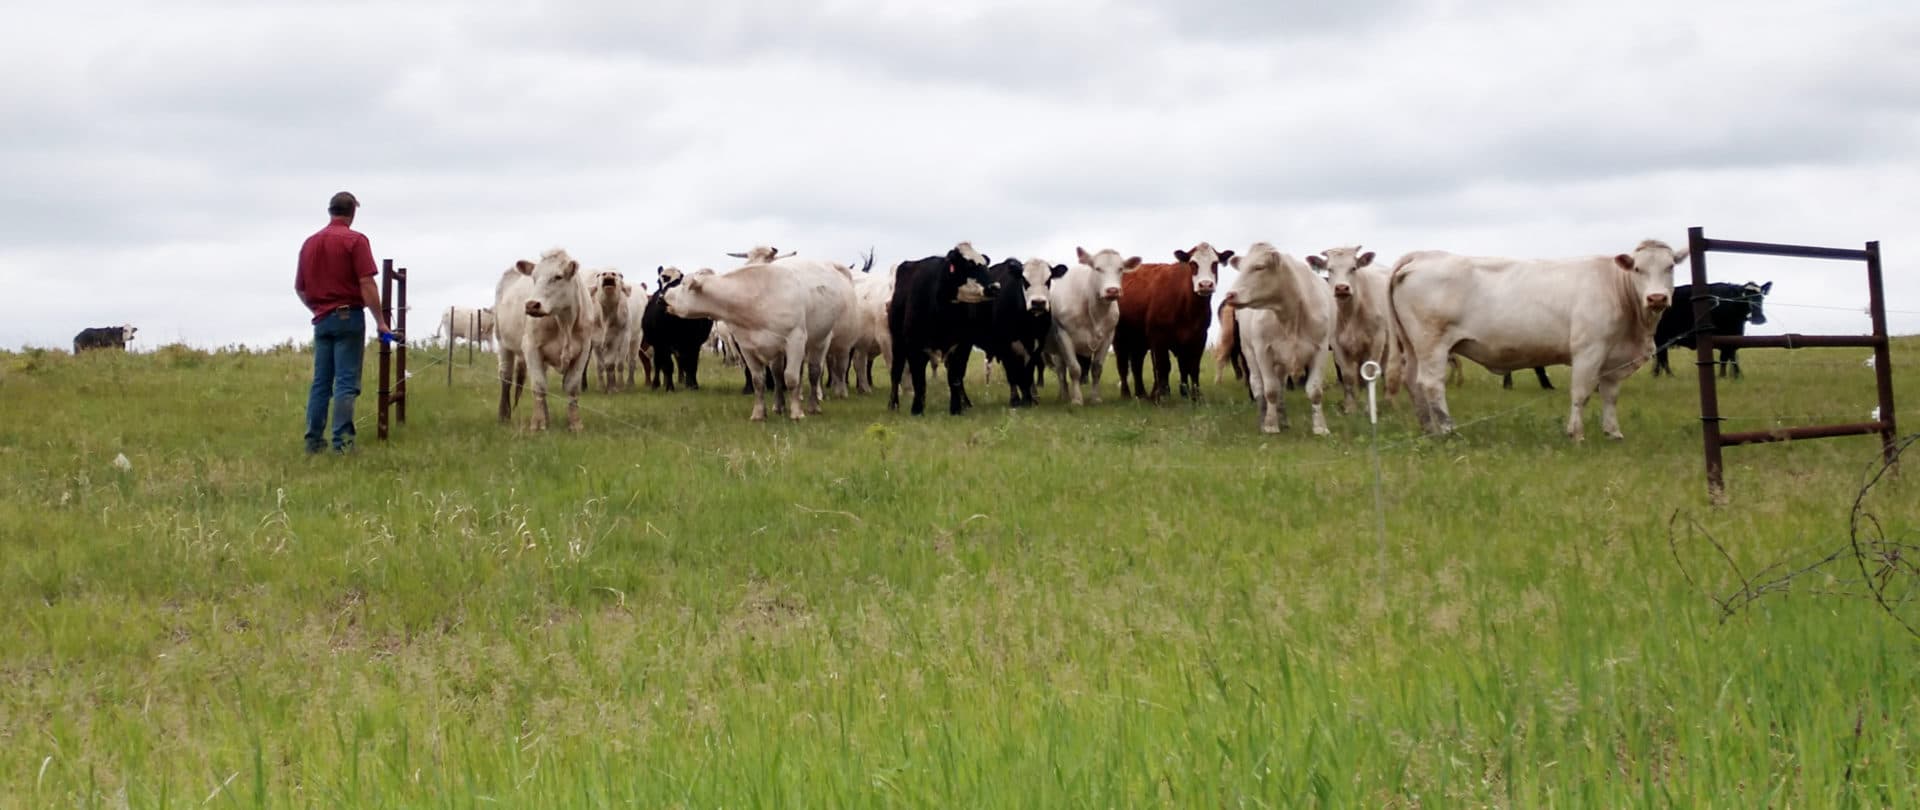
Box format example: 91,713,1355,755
1,0,1916,352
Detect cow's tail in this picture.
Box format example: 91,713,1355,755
1386,256,1419,400
1213,301,1242,383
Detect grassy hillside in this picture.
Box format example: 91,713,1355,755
1,339,1915,807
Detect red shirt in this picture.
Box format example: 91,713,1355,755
296,221,378,322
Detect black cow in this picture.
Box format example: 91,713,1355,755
972,258,1069,407
640,267,714,391
888,243,996,415
1652,281,1772,378
74,325,137,354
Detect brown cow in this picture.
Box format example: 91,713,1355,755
1113,242,1234,401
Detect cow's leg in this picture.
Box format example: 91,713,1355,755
1089,347,1109,404
1048,334,1083,406
1597,372,1628,441
909,351,930,416
524,348,551,432
564,350,588,433
1564,348,1605,442
683,346,702,391
806,337,829,415
1411,346,1456,434
1501,372,1514,390
496,350,516,423
743,354,770,421
1333,348,1360,413
779,332,809,420
1304,345,1330,436
946,346,972,416
1246,342,1283,433
1534,367,1555,390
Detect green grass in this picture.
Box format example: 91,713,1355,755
1,339,1915,807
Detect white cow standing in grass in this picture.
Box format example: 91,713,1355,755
1309,246,1399,410
1044,246,1141,405
435,306,495,352
494,248,600,432
1222,243,1335,435
588,269,634,393
664,259,854,421
1388,238,1686,441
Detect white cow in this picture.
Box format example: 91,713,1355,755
435,306,495,351
823,253,880,397
663,261,854,421
1308,246,1399,411
1389,238,1687,440
621,281,650,389
588,269,634,393
1044,246,1142,405
833,271,894,395
1223,243,1335,434
494,248,600,431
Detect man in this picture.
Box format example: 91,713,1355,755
294,191,399,454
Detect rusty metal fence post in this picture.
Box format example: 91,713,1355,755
395,266,408,424
378,259,393,441
1689,226,1897,502
377,261,411,441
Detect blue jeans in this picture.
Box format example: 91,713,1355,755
306,307,366,452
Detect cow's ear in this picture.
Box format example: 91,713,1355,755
686,275,705,292
1230,255,1242,269
1671,248,1690,264
1761,281,1772,293
1123,256,1143,270
562,260,579,279
1051,264,1070,279
1614,254,1635,272
515,260,535,275
980,254,991,266
1174,249,1192,264
1217,249,1235,266
1357,251,1374,267
1307,254,1328,270
1076,246,1092,265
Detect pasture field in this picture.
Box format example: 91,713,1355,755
1,339,1916,808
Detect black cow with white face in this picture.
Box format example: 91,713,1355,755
1652,281,1772,378
74,325,136,354
640,266,715,391
973,258,1069,407
887,242,996,415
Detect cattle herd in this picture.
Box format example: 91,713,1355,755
469,237,1777,441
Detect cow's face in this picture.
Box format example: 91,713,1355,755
946,242,994,304
524,249,581,318
661,269,717,318
1613,239,1688,318
1075,246,1144,302
1172,242,1232,296
1308,246,1376,302
1744,281,1773,325
657,265,685,291
591,270,626,301
1223,242,1297,310
120,325,138,343
1019,259,1069,313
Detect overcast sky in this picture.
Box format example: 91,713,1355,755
3,0,1916,352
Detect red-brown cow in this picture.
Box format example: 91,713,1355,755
1113,242,1235,401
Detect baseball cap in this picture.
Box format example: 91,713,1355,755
328,191,361,215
